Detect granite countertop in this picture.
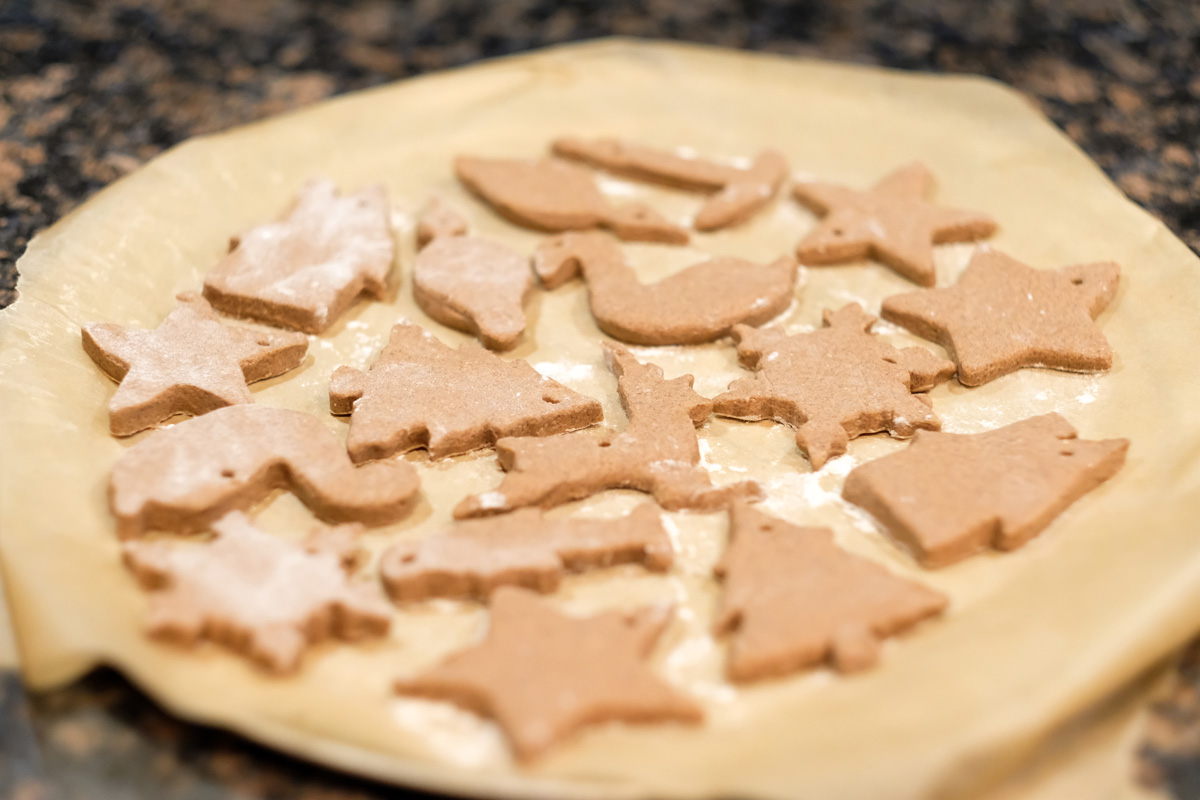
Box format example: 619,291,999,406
1,1,1198,798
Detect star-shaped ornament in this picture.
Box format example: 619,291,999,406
394,586,703,761
881,250,1120,385
792,162,997,286
82,292,308,436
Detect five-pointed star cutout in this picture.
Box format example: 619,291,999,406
394,587,702,761
82,292,308,436
881,250,1120,386
792,162,997,286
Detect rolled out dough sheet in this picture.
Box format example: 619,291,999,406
1,39,1199,800
0,573,17,669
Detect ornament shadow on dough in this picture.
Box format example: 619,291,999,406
380,504,672,603
394,586,703,762
329,321,603,462
792,162,997,286
842,413,1129,568
455,343,763,518
713,303,956,469
552,137,788,231
881,249,1120,386
203,179,395,334
122,512,391,674
109,404,421,539
455,156,689,244
714,503,947,680
81,292,308,437
533,231,798,346
412,196,535,351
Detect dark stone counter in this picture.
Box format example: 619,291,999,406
1,1,1198,798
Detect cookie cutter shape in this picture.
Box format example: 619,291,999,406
881,250,1120,386
792,162,997,286
455,156,688,244
714,503,947,680
713,303,956,470
413,198,534,351
203,179,394,334
329,321,603,462
82,292,308,436
110,404,421,539
415,195,470,249
381,504,672,603
394,586,702,762
842,413,1129,568
553,137,788,231
122,512,391,674
455,343,763,518
533,231,798,346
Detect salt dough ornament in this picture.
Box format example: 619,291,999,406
203,179,394,334
714,503,947,679
455,156,688,244
329,321,603,462
533,231,798,346
122,512,391,674
81,292,308,436
842,413,1129,568
713,303,956,469
413,197,534,351
881,250,1120,386
110,404,420,539
415,194,469,248
394,586,702,761
381,504,672,603
456,344,763,518
552,137,788,230
791,162,997,286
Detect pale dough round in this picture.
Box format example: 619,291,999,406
2,39,1200,800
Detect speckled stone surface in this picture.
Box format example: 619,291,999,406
1,1,1198,798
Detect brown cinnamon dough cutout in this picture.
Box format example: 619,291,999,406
455,344,763,518
842,413,1129,568
381,504,672,603
413,198,535,351
713,303,956,469
532,231,798,345
122,512,391,674
415,195,469,248
394,586,702,762
881,250,1120,386
82,292,308,436
203,179,394,334
714,503,947,679
110,404,420,539
792,162,997,286
329,322,603,462
552,137,788,231
455,156,688,244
